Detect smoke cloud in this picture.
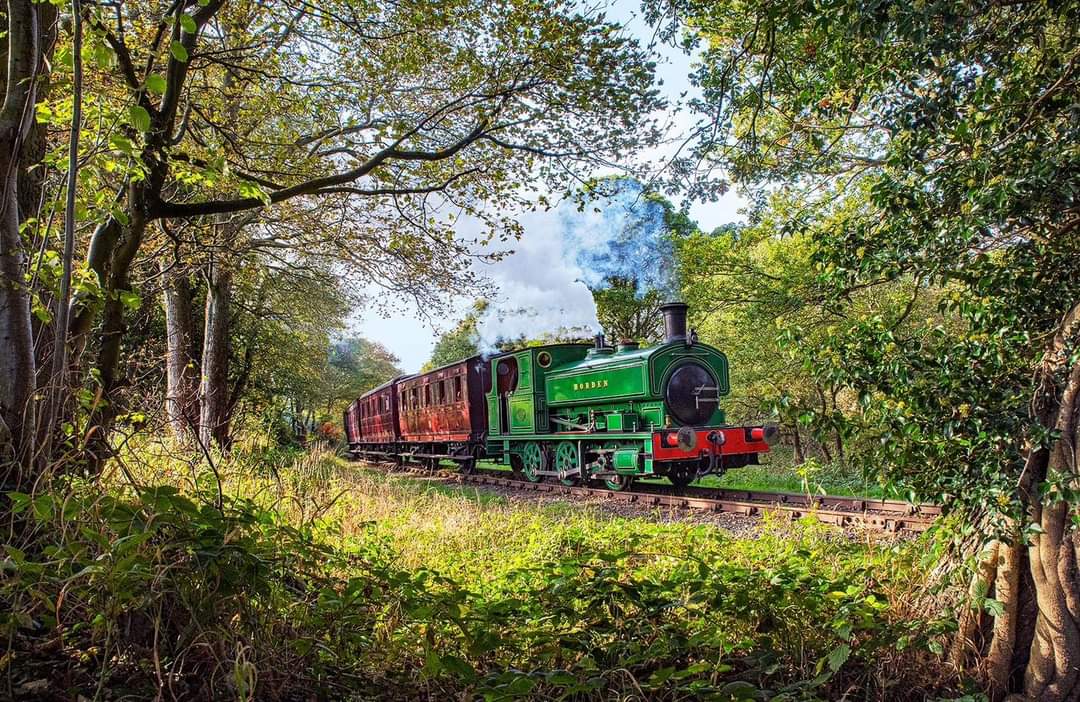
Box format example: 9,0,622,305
475,179,676,353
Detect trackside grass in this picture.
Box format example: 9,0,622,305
479,445,891,499
2,444,960,700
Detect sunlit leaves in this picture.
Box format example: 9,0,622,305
670,0,1080,523
127,105,150,133
145,74,166,95
169,40,188,63
179,13,197,34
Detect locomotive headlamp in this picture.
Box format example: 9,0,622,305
749,425,780,445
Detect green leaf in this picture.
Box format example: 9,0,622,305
145,74,167,94
983,598,1005,617
7,492,31,514
128,105,151,133
170,41,189,63
94,43,113,68
827,643,850,671
118,290,142,310
179,13,197,34
238,179,272,205
647,666,675,686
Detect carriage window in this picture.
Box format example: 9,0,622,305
424,384,431,406
438,380,446,405
454,376,463,402
384,396,390,411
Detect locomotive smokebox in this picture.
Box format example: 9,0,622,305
660,302,689,344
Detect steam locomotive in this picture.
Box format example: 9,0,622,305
344,302,778,490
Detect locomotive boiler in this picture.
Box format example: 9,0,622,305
345,302,777,490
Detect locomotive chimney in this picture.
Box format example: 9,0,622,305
660,302,689,344
594,333,606,350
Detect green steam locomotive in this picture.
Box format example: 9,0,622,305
345,303,778,490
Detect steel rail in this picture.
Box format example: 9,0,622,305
358,460,940,534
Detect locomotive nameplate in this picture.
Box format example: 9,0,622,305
546,365,648,406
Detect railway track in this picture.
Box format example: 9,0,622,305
359,460,941,533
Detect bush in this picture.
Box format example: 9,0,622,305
1,448,956,700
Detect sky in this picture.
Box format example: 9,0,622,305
351,0,747,373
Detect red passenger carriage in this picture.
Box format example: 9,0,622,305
344,376,406,455
397,356,489,468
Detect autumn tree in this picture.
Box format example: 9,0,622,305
653,0,1080,696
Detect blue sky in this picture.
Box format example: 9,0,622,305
352,0,746,372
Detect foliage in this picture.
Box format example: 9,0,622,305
424,300,486,371
658,0,1080,517
4,0,670,475
656,0,1080,693
327,338,402,404
677,188,948,467
592,276,664,343
2,446,955,700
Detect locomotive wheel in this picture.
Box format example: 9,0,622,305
667,468,694,489
597,441,632,490
520,442,545,482
554,441,579,486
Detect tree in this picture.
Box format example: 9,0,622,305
656,0,1079,696
591,277,663,343
328,338,402,406
424,302,485,371
6,0,665,476
677,188,947,464
0,1,56,476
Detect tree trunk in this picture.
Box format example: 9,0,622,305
792,425,805,464
0,0,46,479
198,261,232,450
41,0,82,460
162,261,199,440
1016,302,1080,701
967,302,1080,701
81,190,148,468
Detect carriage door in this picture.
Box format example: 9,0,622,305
496,357,519,434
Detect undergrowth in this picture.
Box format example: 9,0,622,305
2,442,961,700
